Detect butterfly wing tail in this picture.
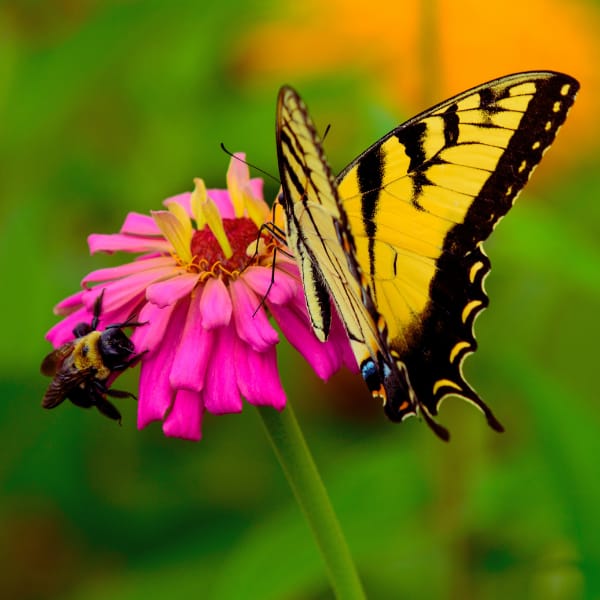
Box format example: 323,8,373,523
361,351,451,441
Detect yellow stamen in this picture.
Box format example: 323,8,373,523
191,178,233,259
226,154,249,219
190,177,207,227
227,154,270,228
167,200,193,246
242,181,270,229
198,261,241,283
152,210,193,264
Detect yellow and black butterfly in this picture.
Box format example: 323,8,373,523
275,71,578,440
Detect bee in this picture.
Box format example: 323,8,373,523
41,290,145,423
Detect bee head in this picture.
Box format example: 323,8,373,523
98,327,135,369
73,322,94,338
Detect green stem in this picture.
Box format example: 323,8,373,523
257,403,366,600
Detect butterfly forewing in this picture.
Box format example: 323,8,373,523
336,72,578,428
277,88,368,344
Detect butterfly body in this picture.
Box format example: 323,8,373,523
276,72,578,439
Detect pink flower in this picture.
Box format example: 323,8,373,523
45,155,357,440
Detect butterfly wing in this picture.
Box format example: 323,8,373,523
336,71,578,428
276,86,432,435
276,72,578,439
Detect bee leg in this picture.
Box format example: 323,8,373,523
95,398,122,424
69,393,94,409
110,349,148,372
90,380,122,423
106,388,137,400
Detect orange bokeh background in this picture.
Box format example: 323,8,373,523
235,0,599,174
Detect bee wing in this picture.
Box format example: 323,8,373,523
41,366,94,409
40,343,74,376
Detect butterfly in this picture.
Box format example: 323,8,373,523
275,72,578,440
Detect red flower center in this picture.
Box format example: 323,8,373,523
190,217,263,278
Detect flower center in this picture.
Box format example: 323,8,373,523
190,217,264,280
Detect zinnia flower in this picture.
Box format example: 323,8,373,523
45,155,357,440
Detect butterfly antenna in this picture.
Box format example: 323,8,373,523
220,143,281,185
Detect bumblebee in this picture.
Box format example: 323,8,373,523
41,290,145,422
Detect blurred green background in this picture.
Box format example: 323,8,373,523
1,1,599,598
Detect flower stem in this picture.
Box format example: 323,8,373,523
257,403,366,600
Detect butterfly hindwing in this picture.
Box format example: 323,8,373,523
276,86,423,430
276,72,578,439
277,88,372,343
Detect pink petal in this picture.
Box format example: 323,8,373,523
132,300,177,355
328,307,359,374
229,278,279,351
120,212,162,236
249,178,264,202
275,258,304,280
203,324,243,414
45,308,89,346
235,341,286,410
138,349,175,427
166,188,236,219
88,233,171,255
244,265,299,305
163,192,192,216
170,291,215,391
83,267,179,314
82,256,175,286
269,294,342,381
146,273,198,308
205,188,235,218
137,300,188,427
54,290,85,315
162,389,204,441
200,277,232,329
